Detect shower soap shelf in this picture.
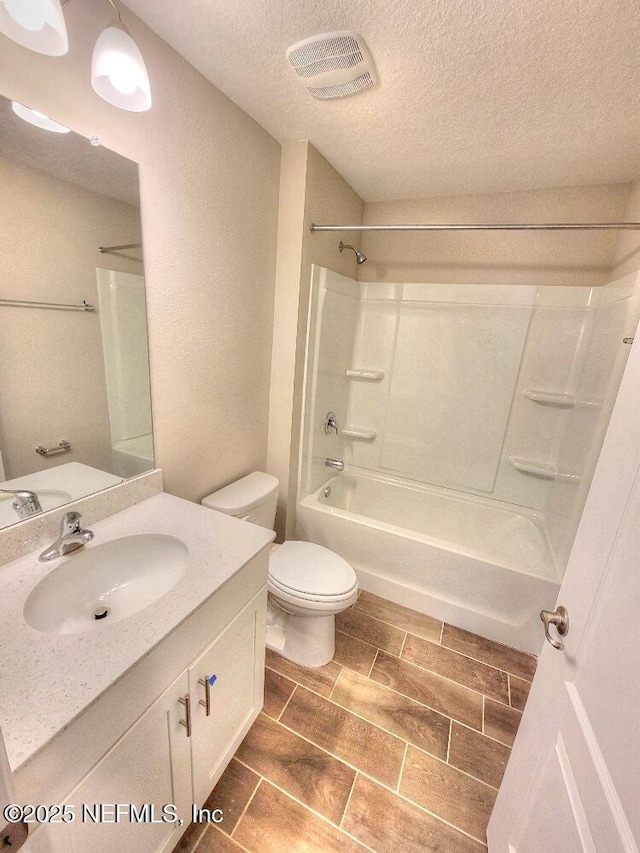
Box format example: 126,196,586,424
345,369,385,381
523,389,599,409
509,456,580,482
341,427,377,441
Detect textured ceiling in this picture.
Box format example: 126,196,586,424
125,0,640,202
0,95,139,206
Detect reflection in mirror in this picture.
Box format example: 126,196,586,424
0,94,154,530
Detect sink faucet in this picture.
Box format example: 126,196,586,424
325,458,345,471
39,512,94,562
0,487,42,519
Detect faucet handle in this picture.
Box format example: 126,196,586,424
60,511,83,533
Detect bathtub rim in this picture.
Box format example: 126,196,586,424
300,467,561,585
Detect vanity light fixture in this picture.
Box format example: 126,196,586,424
91,0,152,112
0,0,68,56
11,100,71,133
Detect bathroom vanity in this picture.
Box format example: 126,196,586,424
0,492,273,853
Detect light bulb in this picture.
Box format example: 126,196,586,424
11,101,71,134
0,0,68,56
91,23,152,112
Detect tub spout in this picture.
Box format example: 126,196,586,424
325,458,344,471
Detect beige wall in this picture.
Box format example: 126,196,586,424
361,183,631,285
267,142,363,538
0,155,142,480
0,0,280,502
611,179,640,279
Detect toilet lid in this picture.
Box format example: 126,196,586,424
269,541,357,599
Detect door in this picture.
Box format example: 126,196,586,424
488,332,640,850
51,671,192,853
189,590,266,807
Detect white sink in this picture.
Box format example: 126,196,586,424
24,534,189,634
0,489,72,526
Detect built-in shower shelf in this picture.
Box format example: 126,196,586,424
523,388,600,409
341,427,377,441
509,456,580,482
345,368,385,381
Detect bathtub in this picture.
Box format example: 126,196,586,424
297,470,560,654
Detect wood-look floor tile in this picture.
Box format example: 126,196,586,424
263,667,296,719
233,781,367,853
400,746,496,841
372,651,483,730
172,820,207,853
355,590,442,642
331,668,450,760
442,624,537,680
280,685,405,787
333,630,378,676
196,826,246,852
402,633,509,703
336,607,405,655
448,722,511,789
343,774,486,853
484,698,522,747
235,713,355,824
203,758,259,835
265,648,341,698
509,674,532,712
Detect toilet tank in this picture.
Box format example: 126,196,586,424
201,472,279,529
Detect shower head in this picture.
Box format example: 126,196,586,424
339,241,367,264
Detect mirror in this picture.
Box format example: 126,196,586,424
0,95,154,530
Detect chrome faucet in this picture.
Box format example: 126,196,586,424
0,488,42,519
325,458,345,471
324,411,339,435
38,512,94,562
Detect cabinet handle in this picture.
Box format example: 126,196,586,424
179,694,192,737
198,674,217,717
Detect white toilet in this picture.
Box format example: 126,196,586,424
202,472,358,668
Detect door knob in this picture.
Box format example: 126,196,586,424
540,606,569,650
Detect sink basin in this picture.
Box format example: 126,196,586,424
24,534,189,634
0,489,72,526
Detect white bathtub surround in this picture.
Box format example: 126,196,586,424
298,267,640,653
96,268,154,479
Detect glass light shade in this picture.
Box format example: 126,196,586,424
91,23,152,112
12,101,71,133
0,0,68,56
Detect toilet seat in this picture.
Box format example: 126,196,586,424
268,541,358,604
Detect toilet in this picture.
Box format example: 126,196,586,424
202,472,358,668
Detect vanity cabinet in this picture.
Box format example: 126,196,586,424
28,585,267,853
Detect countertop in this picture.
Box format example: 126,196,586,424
0,493,274,770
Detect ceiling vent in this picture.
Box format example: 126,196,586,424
286,32,377,101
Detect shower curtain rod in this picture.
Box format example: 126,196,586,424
98,242,142,253
310,222,640,232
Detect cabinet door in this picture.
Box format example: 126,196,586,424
61,671,192,853
189,590,266,806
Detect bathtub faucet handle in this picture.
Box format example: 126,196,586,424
324,411,339,435
325,458,344,471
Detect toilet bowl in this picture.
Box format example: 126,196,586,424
201,472,358,668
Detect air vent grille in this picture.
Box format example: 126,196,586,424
286,31,377,100
308,72,375,101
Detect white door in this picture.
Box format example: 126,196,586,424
488,332,640,851
189,591,266,807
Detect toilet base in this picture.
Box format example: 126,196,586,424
265,599,336,668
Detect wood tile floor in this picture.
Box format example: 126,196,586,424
174,591,536,853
